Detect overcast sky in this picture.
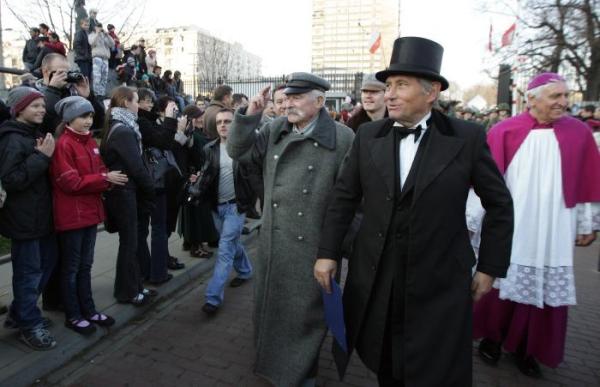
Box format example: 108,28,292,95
3,0,517,89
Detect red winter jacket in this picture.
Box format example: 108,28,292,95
50,127,110,231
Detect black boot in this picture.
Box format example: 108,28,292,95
514,346,542,378
478,338,502,365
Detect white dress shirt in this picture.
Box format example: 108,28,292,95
394,111,431,188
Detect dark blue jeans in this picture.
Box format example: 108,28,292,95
60,226,98,321
75,60,93,84
137,192,169,282
10,234,58,330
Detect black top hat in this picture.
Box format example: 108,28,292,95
376,37,449,91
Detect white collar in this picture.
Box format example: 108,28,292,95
393,111,432,130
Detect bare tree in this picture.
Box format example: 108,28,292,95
4,0,146,50
480,0,600,100
197,34,232,83
462,83,499,106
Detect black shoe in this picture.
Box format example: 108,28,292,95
229,277,249,288
148,273,173,285
246,209,261,219
142,288,159,297
478,339,501,366
87,313,115,327
118,293,150,307
168,257,185,270
202,303,219,316
65,319,97,336
514,353,542,378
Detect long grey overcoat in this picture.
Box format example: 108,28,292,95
227,107,354,386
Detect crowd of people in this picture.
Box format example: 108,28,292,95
0,22,599,387
21,10,193,112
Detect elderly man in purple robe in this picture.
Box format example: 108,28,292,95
469,72,600,378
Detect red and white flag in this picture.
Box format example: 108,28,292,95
501,23,516,47
369,32,381,54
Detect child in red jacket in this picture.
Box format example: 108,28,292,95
50,96,128,335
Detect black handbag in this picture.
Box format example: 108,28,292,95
143,147,181,190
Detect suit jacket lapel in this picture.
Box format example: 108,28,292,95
367,119,396,198
413,119,465,202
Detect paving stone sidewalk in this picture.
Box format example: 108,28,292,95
42,242,599,387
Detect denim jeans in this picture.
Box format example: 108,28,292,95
104,188,143,301
60,226,98,321
9,234,58,330
205,203,252,306
137,192,169,282
75,60,92,84
92,57,109,96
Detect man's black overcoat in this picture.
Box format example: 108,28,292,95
317,110,514,386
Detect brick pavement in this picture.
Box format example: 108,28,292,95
44,242,599,387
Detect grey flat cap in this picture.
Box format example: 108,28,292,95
284,72,331,95
361,73,386,91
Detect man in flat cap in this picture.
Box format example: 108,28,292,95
314,37,514,386
227,72,354,386
347,73,388,132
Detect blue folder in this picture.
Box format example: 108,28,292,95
321,280,348,353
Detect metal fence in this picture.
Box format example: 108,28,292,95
183,72,365,101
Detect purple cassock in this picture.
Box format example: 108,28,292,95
473,73,600,368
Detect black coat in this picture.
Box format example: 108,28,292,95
0,120,54,240
22,38,40,65
199,139,254,214
100,120,155,213
346,106,388,132
73,29,91,62
138,109,177,150
318,111,514,386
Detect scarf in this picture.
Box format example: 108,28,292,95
111,107,142,153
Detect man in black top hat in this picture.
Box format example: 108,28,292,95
314,37,514,386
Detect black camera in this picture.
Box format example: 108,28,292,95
65,71,85,83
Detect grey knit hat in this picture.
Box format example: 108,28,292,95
55,96,94,123
7,86,45,117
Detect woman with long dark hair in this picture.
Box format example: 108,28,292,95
100,86,156,305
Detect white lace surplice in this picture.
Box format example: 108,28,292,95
466,129,599,308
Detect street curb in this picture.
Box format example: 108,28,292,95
0,254,216,387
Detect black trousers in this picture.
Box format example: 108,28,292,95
377,306,405,387
105,188,143,301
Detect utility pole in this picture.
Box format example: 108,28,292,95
0,1,6,95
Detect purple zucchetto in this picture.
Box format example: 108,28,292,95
527,72,566,91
